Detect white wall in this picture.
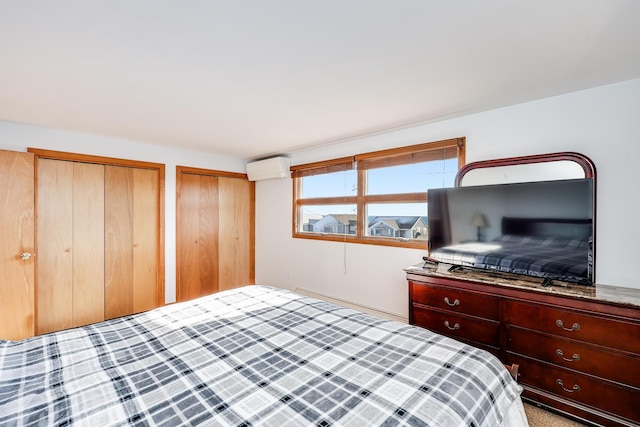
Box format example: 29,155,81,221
256,78,640,319
3,78,638,317
0,121,246,303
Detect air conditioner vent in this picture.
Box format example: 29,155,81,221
246,156,291,181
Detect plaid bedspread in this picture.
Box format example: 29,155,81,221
431,235,591,283
0,286,522,426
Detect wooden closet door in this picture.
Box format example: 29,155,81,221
31,148,164,333
37,160,104,334
105,166,160,319
72,162,105,326
177,168,254,302
177,173,219,301
218,177,254,291
132,168,159,313
0,150,35,340
37,159,74,333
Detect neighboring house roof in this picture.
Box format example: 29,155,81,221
329,214,357,225
368,216,426,230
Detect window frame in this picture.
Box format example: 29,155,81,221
291,137,466,248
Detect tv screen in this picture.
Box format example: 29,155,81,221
427,178,594,285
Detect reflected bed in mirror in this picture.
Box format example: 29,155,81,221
427,153,596,285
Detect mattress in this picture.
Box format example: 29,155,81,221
0,285,526,426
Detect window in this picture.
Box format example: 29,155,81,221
292,137,465,248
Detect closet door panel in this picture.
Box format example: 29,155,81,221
37,159,74,334
198,175,219,296
72,162,105,327
0,150,35,340
132,168,159,313
218,177,235,291
177,173,219,301
177,173,201,302
233,178,254,287
218,177,253,291
104,166,134,319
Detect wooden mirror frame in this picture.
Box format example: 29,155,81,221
455,152,596,187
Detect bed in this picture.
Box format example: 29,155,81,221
0,285,527,426
430,217,593,284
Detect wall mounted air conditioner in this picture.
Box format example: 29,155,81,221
246,156,291,181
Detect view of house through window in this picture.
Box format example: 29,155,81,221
292,138,465,248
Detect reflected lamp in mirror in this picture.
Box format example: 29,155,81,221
470,212,488,241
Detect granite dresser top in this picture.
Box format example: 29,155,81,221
405,264,640,309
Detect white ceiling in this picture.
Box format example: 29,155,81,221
1,1,640,160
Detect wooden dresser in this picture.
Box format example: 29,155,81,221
406,265,640,427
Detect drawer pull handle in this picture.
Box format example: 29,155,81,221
556,320,580,332
556,379,580,393
444,321,460,330
556,349,580,362
444,297,460,307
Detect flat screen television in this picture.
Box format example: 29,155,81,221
427,178,595,285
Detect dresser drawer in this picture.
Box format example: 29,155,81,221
410,281,499,320
508,327,640,389
507,301,640,354
412,306,500,348
510,355,640,425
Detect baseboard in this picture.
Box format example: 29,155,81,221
293,287,407,324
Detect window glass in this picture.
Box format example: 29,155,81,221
365,203,428,240
367,158,458,195
366,202,427,217
299,204,357,235
301,170,357,198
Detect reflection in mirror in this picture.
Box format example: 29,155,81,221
460,161,585,186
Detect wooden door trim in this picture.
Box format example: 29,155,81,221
176,166,255,301
177,165,248,180
30,148,165,309
28,148,164,170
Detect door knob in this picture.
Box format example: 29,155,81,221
20,252,35,260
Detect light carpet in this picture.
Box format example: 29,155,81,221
524,403,587,427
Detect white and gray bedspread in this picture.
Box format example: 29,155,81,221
0,285,524,426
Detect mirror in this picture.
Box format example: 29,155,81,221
459,161,585,186
456,152,595,186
